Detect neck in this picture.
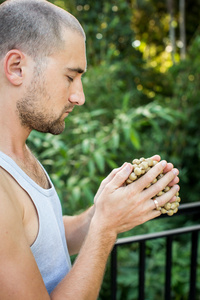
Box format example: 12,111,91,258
0,103,32,160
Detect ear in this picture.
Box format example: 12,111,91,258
3,50,26,86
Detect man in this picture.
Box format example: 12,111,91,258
0,0,179,299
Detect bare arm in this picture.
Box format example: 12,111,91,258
63,205,95,255
0,158,179,300
0,174,50,300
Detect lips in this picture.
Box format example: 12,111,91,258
65,111,71,115
65,106,74,113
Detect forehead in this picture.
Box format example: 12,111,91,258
55,29,87,71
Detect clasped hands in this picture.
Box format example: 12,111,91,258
93,155,180,236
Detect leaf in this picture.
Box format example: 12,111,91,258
130,128,141,150
106,159,118,169
71,186,81,202
82,185,94,203
111,132,120,149
93,151,105,173
82,139,90,154
88,159,95,177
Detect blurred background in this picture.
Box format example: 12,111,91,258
1,0,200,298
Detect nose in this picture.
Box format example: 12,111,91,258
68,78,85,106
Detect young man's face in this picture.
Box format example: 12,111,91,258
16,30,87,135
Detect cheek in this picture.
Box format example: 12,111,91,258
60,85,71,104
47,85,64,102
45,76,70,105
55,80,69,97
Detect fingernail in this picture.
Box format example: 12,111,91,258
175,185,180,191
125,163,132,173
161,160,167,167
173,168,179,175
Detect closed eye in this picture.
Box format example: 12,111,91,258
67,76,74,82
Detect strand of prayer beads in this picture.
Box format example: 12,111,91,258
125,157,180,216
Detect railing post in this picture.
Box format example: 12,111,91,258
165,236,173,300
139,241,146,300
189,231,199,299
111,245,117,300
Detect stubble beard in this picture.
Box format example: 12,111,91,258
16,68,66,135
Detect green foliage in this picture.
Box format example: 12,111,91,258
71,0,135,66
148,33,200,203
169,34,200,202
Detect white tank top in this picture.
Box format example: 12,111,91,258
0,151,71,294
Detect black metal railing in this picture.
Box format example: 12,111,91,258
110,202,200,300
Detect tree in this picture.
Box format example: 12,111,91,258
179,0,186,59
167,0,176,64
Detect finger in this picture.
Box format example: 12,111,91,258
149,159,175,174
129,160,167,192
163,162,174,173
168,195,179,203
107,163,132,191
150,154,161,162
137,206,162,224
142,168,179,200
168,176,180,187
151,185,180,209
94,163,128,201
102,163,127,186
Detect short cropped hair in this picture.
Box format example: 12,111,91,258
0,0,85,60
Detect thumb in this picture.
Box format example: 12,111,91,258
109,163,132,190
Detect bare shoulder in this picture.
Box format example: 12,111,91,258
0,167,50,300
0,166,22,214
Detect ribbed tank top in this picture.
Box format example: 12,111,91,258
0,151,71,294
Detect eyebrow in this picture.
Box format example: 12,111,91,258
67,67,87,74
